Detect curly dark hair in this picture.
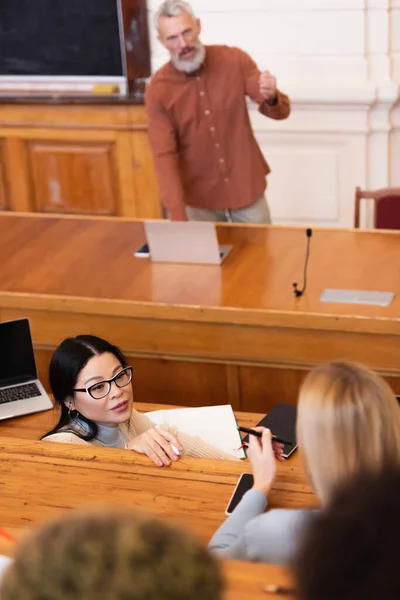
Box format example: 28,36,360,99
1,508,223,600
294,467,400,600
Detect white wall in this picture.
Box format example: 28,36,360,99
148,0,400,228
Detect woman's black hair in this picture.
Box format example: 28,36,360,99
42,335,128,441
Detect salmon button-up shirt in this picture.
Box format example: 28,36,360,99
145,45,290,220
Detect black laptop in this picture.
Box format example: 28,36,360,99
0,319,53,419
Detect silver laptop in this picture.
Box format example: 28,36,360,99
0,319,53,420
144,221,233,265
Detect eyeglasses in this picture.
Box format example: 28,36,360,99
73,367,133,400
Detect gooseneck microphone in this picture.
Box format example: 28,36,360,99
293,228,313,298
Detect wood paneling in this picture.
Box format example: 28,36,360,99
132,357,239,409
130,129,160,218
2,138,32,211
239,366,400,412
32,347,400,414
34,348,53,393
27,140,118,215
0,103,162,218
0,140,8,209
384,375,400,395
239,365,307,412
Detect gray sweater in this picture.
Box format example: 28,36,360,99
208,489,313,565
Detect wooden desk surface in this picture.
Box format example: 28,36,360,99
0,406,305,599
0,434,314,536
0,212,399,331
1,213,399,412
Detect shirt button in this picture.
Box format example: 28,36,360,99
219,158,225,164
224,177,229,183
210,126,215,132
215,143,220,148
199,91,205,96
204,110,210,115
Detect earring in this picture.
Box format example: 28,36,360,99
67,407,79,420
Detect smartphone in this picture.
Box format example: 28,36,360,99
134,242,150,257
225,473,254,515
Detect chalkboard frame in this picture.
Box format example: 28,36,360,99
120,0,151,95
0,0,151,97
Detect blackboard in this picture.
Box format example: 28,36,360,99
0,0,124,77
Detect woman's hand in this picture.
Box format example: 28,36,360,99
127,427,183,467
247,427,282,496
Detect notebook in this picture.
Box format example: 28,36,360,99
145,405,246,459
0,318,53,420
241,402,298,459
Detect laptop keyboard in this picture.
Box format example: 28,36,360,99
0,383,41,404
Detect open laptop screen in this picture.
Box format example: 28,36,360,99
0,319,37,387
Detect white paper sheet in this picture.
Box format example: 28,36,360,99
145,404,245,459
0,554,12,578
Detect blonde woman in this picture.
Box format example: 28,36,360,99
209,361,400,564
0,508,223,600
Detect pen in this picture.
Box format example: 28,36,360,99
238,426,292,447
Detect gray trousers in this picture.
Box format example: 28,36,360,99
185,195,271,224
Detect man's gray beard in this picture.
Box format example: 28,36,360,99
171,43,206,74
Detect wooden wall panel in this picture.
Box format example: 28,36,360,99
35,349,53,393
239,365,307,413
0,104,162,218
132,357,238,408
384,375,400,395
130,130,162,218
239,365,400,413
31,347,400,413
27,140,118,215
0,141,8,209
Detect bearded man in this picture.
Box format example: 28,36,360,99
145,0,290,223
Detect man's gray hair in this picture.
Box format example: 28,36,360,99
155,1,196,29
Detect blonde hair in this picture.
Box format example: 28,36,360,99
297,361,400,504
1,508,223,600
